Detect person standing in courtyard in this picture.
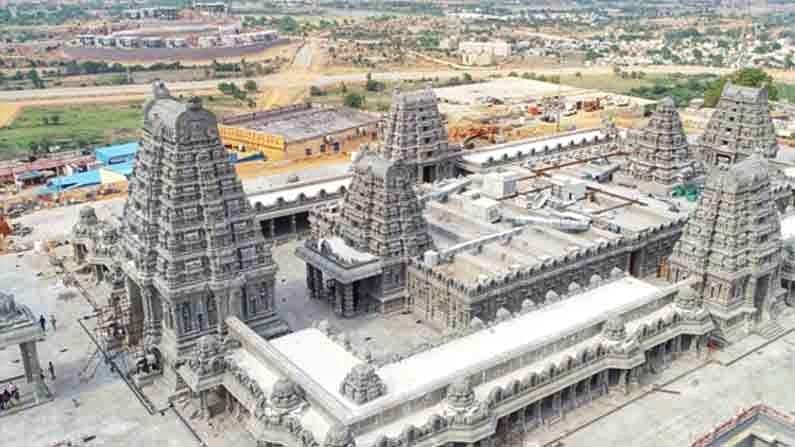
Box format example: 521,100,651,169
39,314,46,332
49,314,56,331
48,361,55,381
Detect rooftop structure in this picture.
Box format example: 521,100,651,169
119,82,288,386
409,169,688,329
218,104,380,162
380,88,462,183
696,82,779,166
668,152,789,340
615,97,701,194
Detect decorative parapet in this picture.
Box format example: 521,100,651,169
445,378,476,412
0,292,36,331
339,363,387,404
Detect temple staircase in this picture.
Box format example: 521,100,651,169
756,320,787,340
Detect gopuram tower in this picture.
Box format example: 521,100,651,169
667,152,786,339
696,82,779,166
298,149,432,316
380,87,462,183
120,82,287,379
616,97,700,194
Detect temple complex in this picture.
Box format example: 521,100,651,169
615,97,701,194
118,82,288,387
52,81,795,447
696,82,779,166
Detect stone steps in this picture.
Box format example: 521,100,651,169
756,320,787,340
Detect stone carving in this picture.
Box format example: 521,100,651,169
620,97,699,188
602,315,627,342
445,378,476,412
0,292,22,322
270,378,302,411
696,82,779,165
380,88,462,183
339,363,386,404
324,424,355,447
187,334,228,375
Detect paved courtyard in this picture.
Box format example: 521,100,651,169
0,251,249,447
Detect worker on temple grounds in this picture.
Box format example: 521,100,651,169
50,314,57,331
39,315,46,332
48,361,55,381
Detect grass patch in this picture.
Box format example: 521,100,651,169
558,73,655,94
776,82,795,104
0,103,144,160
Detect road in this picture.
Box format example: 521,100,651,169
2,65,793,103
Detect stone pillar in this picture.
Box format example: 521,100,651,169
534,400,542,424
314,270,325,302
335,281,344,316
20,341,45,403
601,370,610,395
199,390,209,419
306,265,315,298
553,392,562,419
673,336,682,359
269,219,276,239
584,375,592,402
629,367,640,392
290,214,297,235
619,370,628,395
343,283,355,318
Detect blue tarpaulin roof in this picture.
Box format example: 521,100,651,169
95,142,139,165
104,161,134,177
41,169,101,194
16,170,43,181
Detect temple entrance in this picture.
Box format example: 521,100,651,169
658,257,669,278
754,274,770,321
422,165,436,183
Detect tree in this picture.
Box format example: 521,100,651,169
50,114,60,125
703,68,778,107
462,72,473,83
343,92,364,109
366,79,383,92
42,116,49,126
692,48,703,60
244,79,258,92
309,85,324,96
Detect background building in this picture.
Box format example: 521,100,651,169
218,104,380,162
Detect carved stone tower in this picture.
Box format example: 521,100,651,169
696,82,778,166
667,152,786,338
298,151,432,316
120,82,287,374
380,87,461,183
337,153,432,259
617,97,700,193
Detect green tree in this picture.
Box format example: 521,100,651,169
50,114,60,125
244,79,258,92
309,85,324,96
462,72,473,83
343,92,364,109
703,68,778,107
